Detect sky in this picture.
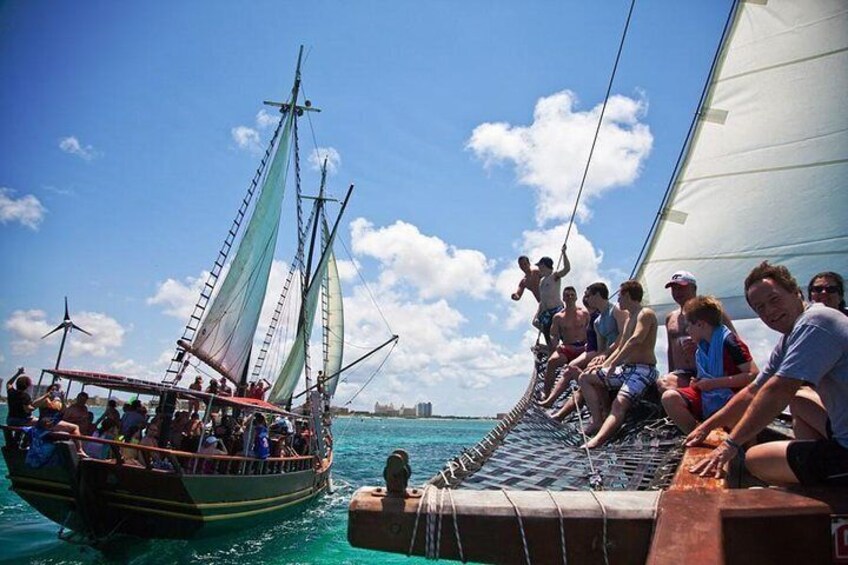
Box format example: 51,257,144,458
1,0,784,417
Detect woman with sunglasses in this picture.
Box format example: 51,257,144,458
808,271,847,315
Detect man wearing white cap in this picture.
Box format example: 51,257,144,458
657,271,736,396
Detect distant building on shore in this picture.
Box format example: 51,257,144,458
416,402,432,418
374,402,400,417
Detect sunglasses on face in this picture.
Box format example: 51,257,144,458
811,285,840,294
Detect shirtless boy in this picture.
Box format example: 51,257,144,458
542,286,589,396
545,282,627,418
511,256,542,303
579,280,658,448
534,245,571,348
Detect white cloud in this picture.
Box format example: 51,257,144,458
147,271,210,319
0,187,46,230
231,126,262,153
467,90,652,225
308,147,341,175
350,218,495,300
255,109,278,129
335,259,359,283
5,309,125,357
232,109,282,154
59,136,97,160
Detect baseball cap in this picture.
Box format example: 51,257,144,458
665,271,697,288
536,257,554,269
205,436,219,445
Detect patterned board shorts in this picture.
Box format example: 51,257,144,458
598,364,659,402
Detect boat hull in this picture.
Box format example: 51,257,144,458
2,440,330,542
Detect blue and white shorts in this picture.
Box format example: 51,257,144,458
598,364,659,402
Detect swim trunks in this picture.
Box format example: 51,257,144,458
556,341,586,362
598,364,659,402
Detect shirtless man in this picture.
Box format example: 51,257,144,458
63,392,92,430
546,282,628,418
656,271,736,395
580,280,659,448
511,256,541,303
534,245,571,348
542,286,589,396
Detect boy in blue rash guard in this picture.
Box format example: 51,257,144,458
661,296,757,434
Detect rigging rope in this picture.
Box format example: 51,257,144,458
628,0,739,280
337,235,394,335
558,0,636,257
546,489,569,565
502,489,532,565
341,339,398,406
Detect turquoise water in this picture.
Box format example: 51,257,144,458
0,405,495,564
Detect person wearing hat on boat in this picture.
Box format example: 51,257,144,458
689,262,848,486
533,244,571,350
656,271,737,397
579,279,659,448
511,255,542,303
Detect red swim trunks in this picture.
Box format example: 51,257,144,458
556,341,586,362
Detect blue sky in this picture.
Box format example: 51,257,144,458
3,1,779,417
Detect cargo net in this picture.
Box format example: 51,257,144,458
430,348,684,491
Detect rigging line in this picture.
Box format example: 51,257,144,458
342,339,398,407
336,234,395,334
324,327,389,351
627,0,739,280
560,0,636,253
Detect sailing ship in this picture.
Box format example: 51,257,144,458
348,1,848,562
1,47,395,546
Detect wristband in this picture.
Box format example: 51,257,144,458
724,437,742,451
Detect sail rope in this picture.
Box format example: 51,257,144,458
502,489,532,565
408,484,430,557
447,487,466,563
557,0,636,256
337,235,395,335
588,490,611,565
569,381,603,489
627,0,739,280
545,489,569,565
339,339,398,407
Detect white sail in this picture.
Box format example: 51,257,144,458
267,222,340,404
324,232,345,398
636,0,848,320
189,108,295,381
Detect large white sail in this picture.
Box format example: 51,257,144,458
267,222,340,404
188,108,295,381
636,0,848,320
324,233,345,398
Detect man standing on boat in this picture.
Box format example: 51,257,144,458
579,280,659,448
534,245,571,350
656,271,736,395
542,286,589,396
511,255,542,303
690,262,848,486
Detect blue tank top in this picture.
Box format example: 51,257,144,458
594,303,619,346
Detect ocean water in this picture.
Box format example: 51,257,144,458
0,405,495,564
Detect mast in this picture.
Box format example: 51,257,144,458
175,46,318,386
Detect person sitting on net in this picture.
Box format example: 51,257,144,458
661,295,757,434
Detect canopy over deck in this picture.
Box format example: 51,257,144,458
45,369,297,417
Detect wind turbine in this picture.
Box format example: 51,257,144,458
42,297,91,370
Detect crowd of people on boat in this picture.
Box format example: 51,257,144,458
513,250,848,487
4,372,316,471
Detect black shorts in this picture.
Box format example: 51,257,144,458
786,438,848,486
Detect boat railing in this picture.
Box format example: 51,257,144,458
1,425,317,477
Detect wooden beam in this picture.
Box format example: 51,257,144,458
349,487,659,564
